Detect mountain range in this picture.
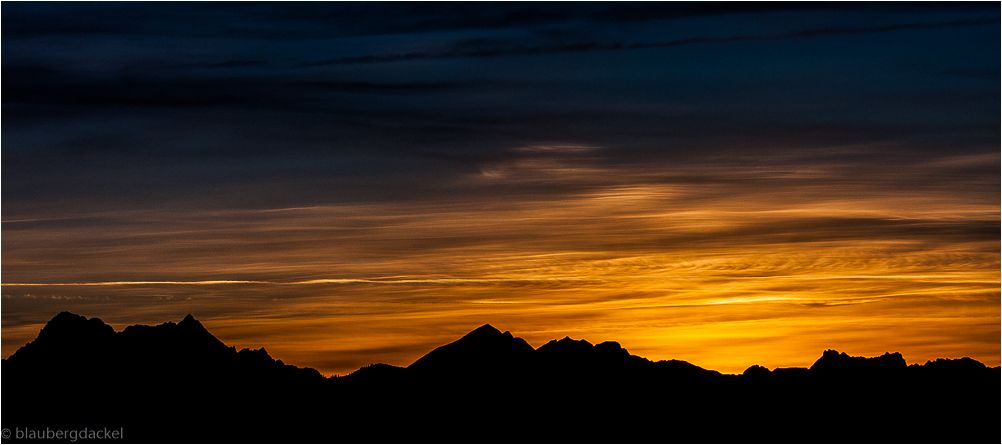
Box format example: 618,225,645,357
2,312,998,443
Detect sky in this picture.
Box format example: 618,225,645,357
2,2,999,375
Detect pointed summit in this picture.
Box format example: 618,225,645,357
177,314,208,333
118,313,227,356
171,313,223,349
470,323,501,335
460,323,505,341
408,324,533,373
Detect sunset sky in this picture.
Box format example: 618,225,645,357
2,3,999,375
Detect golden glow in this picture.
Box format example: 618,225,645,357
2,148,998,375
3,280,268,286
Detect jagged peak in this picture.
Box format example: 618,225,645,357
44,311,98,328
811,349,906,371
464,323,503,338
820,349,847,358
237,347,273,361
177,313,207,332
921,357,987,371
538,336,594,353
557,335,590,344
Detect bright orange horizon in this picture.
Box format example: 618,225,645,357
3,150,999,375
3,4,999,377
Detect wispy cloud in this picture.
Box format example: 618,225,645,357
305,18,998,66
3,280,268,287
2,3,998,376
3,147,997,374
3,277,594,286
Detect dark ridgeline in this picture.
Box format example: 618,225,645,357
2,313,998,443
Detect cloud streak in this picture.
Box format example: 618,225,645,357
306,18,998,66
3,280,268,287
4,277,595,287
3,147,998,374
2,3,998,376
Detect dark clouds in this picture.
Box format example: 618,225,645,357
0,3,828,39
2,1,999,212
305,17,998,65
2,3,999,373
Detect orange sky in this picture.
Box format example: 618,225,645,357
4,4,1000,377
3,147,998,375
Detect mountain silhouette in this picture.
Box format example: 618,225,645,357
408,323,534,374
809,349,907,375
2,312,998,443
